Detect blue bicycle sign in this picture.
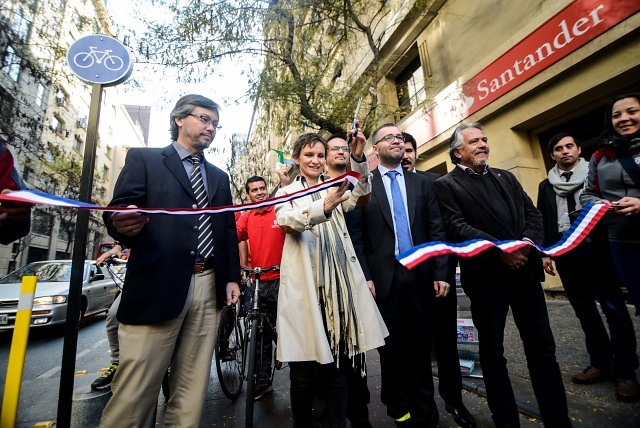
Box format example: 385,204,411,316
67,34,132,86
72,46,125,71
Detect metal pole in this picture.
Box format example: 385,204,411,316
0,276,37,428
56,83,102,428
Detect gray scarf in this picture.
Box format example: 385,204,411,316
548,158,588,197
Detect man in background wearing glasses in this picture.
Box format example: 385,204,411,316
355,123,450,427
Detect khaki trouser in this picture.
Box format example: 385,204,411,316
101,269,218,428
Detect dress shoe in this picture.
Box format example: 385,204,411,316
445,403,476,427
615,379,639,402
571,366,612,384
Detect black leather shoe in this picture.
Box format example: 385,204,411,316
445,403,476,427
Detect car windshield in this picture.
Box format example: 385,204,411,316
0,262,75,283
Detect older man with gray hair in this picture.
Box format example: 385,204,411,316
433,123,571,427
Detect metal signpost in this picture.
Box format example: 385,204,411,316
56,34,132,428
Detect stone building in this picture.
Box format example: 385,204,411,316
0,0,146,275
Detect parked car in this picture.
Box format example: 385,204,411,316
0,260,119,330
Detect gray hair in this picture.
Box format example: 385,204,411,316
169,94,220,141
449,122,484,164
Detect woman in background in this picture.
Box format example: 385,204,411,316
581,92,640,402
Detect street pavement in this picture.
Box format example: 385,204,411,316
4,297,640,427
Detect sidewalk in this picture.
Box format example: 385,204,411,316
454,298,640,427
7,299,640,427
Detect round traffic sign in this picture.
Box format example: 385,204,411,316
67,34,133,86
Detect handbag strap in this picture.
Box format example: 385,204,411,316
618,154,640,188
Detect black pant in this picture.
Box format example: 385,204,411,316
376,262,438,427
555,238,638,379
469,273,570,428
431,277,463,407
290,357,350,428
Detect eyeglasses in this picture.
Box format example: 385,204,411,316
374,133,404,145
188,114,222,129
329,145,350,152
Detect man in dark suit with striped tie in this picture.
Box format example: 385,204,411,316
101,94,240,427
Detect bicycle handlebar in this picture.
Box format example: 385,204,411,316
240,265,280,275
100,254,128,267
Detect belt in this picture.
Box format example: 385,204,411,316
193,259,215,274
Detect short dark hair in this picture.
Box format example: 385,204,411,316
402,132,417,151
449,122,483,164
327,132,347,142
603,92,640,138
291,133,327,159
547,132,579,153
371,123,397,145
169,94,220,141
245,175,266,193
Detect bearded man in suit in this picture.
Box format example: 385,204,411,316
433,122,570,428
357,123,449,427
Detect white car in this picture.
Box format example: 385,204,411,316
0,260,119,330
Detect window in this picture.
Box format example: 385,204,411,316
51,115,64,134
76,116,87,129
22,166,35,185
2,45,21,81
102,165,109,179
12,8,31,41
395,57,426,118
55,89,67,107
0,87,15,128
35,84,46,108
73,134,84,153
105,145,113,160
32,211,53,235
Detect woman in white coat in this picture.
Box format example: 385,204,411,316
275,133,388,427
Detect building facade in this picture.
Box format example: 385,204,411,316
252,0,639,288
0,0,146,275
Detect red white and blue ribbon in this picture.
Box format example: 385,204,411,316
0,171,362,215
397,202,610,270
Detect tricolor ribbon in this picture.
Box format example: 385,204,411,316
397,202,610,270
0,171,362,214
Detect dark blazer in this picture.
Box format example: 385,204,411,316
104,145,240,324
433,166,544,286
359,168,448,299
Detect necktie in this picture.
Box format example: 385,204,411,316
561,171,576,213
190,155,213,260
386,170,413,253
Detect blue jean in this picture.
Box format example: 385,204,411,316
610,241,640,316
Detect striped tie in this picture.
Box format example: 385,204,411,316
190,155,213,260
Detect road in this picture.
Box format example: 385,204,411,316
0,314,113,426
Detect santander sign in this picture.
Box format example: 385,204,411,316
406,0,640,146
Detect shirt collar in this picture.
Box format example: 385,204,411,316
172,141,193,161
378,164,404,178
457,163,489,176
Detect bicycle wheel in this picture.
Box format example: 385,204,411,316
244,317,259,427
215,305,244,399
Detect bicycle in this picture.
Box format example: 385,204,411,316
72,46,124,71
215,265,282,428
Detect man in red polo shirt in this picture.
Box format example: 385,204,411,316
236,175,285,399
